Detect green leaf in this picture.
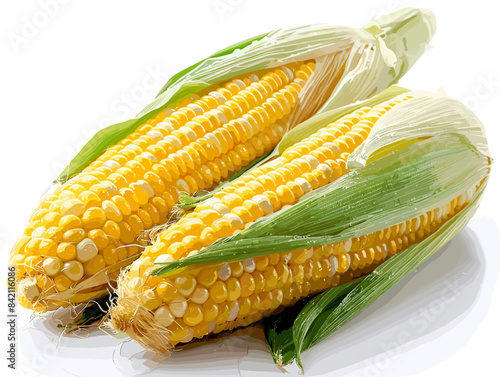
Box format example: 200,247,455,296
152,133,489,277
264,279,362,366
290,182,486,369
264,298,309,366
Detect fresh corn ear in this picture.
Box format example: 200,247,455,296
12,63,316,312
11,8,435,313
108,86,491,355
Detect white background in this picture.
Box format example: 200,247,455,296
1,1,499,376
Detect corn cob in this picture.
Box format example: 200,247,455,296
108,91,488,352
114,189,476,348
12,63,317,312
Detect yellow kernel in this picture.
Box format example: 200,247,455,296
197,210,222,226
202,300,219,322
214,302,231,324
60,199,86,217
254,255,269,271
154,305,175,327
221,193,244,210
54,274,72,292
82,207,107,230
111,195,132,216
200,228,217,247
252,271,265,293
58,215,82,232
263,267,278,290
230,261,244,278
197,267,218,287
240,272,255,297
102,220,121,243
183,304,204,326
168,242,188,259
191,286,209,305
38,239,57,257
175,275,197,297
226,277,242,301
24,239,40,256
209,281,228,303
111,244,125,261
63,228,86,243
169,297,188,317
290,248,308,264
84,254,106,275
88,229,109,251
178,218,205,237
79,191,102,208
102,245,118,265
192,321,211,339
211,219,233,238
42,212,61,228
102,200,123,222
156,281,179,303
56,243,76,261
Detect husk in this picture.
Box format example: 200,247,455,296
266,180,487,368
348,90,491,167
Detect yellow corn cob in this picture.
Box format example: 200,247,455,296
112,190,474,349
110,93,476,351
12,62,317,312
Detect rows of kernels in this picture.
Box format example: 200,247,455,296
158,190,474,344
142,97,413,264
13,63,316,311
169,66,313,192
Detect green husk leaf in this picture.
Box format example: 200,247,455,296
264,298,310,366
152,132,489,277
56,8,435,184
263,176,486,368
264,279,362,366
291,182,486,369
